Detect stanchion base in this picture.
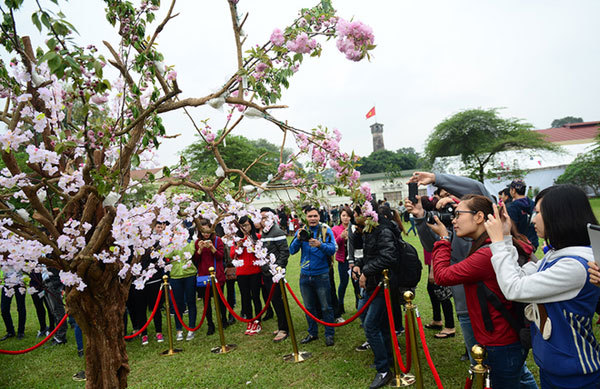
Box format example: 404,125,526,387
160,348,183,356
210,344,237,354
389,373,416,387
282,351,312,363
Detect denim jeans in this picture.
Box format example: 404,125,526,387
68,317,84,352
457,313,477,365
170,276,197,331
486,341,537,389
363,289,393,373
299,273,334,337
337,261,350,315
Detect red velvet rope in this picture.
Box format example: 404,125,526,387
416,315,444,389
383,287,411,374
285,282,381,327
124,288,164,339
215,280,277,323
168,286,210,332
464,376,473,389
0,313,68,355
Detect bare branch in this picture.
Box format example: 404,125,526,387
143,0,179,54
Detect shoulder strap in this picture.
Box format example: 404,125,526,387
476,281,521,334
213,236,218,268
321,225,329,243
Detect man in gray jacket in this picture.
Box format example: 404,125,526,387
405,171,491,364
260,207,290,342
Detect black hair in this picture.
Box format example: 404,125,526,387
237,215,259,241
510,180,527,196
377,204,393,221
303,205,319,214
498,188,512,203
339,206,354,225
538,185,598,250
462,195,529,258
260,207,275,214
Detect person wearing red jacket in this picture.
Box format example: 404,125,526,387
231,216,263,335
428,195,537,389
192,219,226,335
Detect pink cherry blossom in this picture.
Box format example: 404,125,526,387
270,28,285,46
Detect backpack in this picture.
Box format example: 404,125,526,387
320,224,336,268
476,245,535,351
392,235,422,288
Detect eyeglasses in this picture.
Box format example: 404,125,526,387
454,210,477,219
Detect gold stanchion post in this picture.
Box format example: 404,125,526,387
209,267,236,354
160,275,182,356
403,290,423,389
383,270,415,387
279,269,311,362
470,345,488,389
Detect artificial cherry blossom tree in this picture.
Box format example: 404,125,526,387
0,0,375,387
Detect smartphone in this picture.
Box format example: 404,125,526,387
408,182,418,204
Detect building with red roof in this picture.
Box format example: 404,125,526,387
535,121,599,145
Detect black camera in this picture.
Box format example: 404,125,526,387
298,229,311,242
425,203,456,228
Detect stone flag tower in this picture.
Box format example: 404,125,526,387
370,122,385,152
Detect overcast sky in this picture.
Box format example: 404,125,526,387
14,0,600,167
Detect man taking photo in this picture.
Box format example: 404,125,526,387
289,205,336,347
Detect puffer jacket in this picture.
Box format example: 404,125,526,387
260,224,290,275
355,218,400,292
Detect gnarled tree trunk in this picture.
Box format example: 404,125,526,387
66,273,130,389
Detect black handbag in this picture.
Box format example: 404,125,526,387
432,283,452,301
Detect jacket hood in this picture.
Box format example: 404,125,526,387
512,197,534,212
546,246,594,263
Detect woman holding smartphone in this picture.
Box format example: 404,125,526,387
485,184,600,388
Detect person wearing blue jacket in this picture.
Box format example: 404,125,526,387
289,206,337,347
507,179,539,251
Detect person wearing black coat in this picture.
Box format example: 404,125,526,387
352,204,400,389
260,207,290,342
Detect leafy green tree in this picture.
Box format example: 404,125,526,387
555,135,600,195
551,116,583,128
181,134,292,182
357,147,418,174
425,108,560,182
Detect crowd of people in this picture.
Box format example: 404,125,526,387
1,172,599,388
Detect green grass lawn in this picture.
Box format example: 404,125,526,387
1,199,600,388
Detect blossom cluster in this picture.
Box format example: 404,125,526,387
335,18,375,61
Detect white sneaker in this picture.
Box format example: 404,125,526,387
176,331,184,341
186,331,195,341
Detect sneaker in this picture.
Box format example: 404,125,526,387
156,333,164,343
186,331,195,341
176,331,184,341
369,371,391,389
335,317,345,323
37,328,49,338
141,335,149,346
78,349,84,358
244,322,253,335
249,320,261,335
50,337,66,346
72,370,86,382
355,341,370,352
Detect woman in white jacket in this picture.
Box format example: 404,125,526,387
484,184,600,389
